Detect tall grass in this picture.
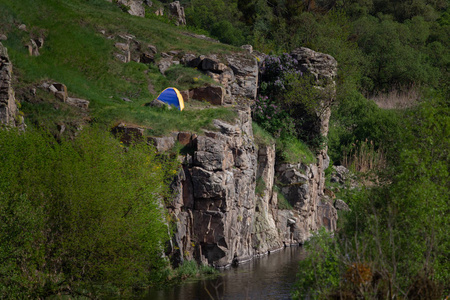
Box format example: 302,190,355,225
368,85,420,109
342,139,386,173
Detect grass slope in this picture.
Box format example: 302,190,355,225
0,0,237,134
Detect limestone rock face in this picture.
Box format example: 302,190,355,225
0,43,22,128
169,1,186,26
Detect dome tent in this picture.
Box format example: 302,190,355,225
156,87,185,111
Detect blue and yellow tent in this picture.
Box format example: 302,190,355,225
156,87,185,111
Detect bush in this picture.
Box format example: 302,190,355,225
0,127,177,297
252,95,296,139
292,228,342,300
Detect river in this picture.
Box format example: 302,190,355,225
143,246,305,300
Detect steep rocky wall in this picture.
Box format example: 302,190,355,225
168,108,257,268
0,43,22,128
168,47,338,267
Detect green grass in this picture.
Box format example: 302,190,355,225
252,122,276,147
273,185,293,210
173,260,218,280
277,136,316,165
0,0,240,133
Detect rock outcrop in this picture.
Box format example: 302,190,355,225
0,43,23,128
181,52,258,104
169,108,257,267
165,47,339,267
116,0,145,17
169,1,186,26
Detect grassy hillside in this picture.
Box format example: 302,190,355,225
0,0,237,135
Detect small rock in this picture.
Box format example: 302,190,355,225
140,52,155,64
115,42,129,51
0,34,7,41
121,97,132,102
47,83,68,102
115,53,129,63
58,124,66,135
67,97,90,110
158,57,174,74
18,24,27,31
147,44,157,54
145,99,171,109
155,7,164,16
334,199,350,211
241,44,253,53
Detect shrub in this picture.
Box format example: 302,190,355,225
0,127,177,297
292,228,342,300
251,95,296,138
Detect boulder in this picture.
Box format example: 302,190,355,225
26,39,40,56
149,136,176,152
330,165,350,184
169,1,186,26
116,0,145,17
241,44,253,53
111,123,145,144
146,98,171,109
140,52,154,64
191,86,224,106
177,132,192,146
155,7,164,16
158,57,174,74
334,199,350,211
46,83,68,102
290,47,338,83
147,44,157,54
201,57,226,73
66,97,90,110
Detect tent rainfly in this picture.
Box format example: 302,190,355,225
156,87,185,111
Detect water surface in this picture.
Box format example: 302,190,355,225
144,246,305,300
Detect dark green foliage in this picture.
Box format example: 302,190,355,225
292,228,341,300
328,90,402,165
252,95,296,139
0,127,177,297
210,20,245,46
293,94,450,299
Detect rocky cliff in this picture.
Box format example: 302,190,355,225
0,43,23,129
167,47,338,268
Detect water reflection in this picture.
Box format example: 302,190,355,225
144,246,305,300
